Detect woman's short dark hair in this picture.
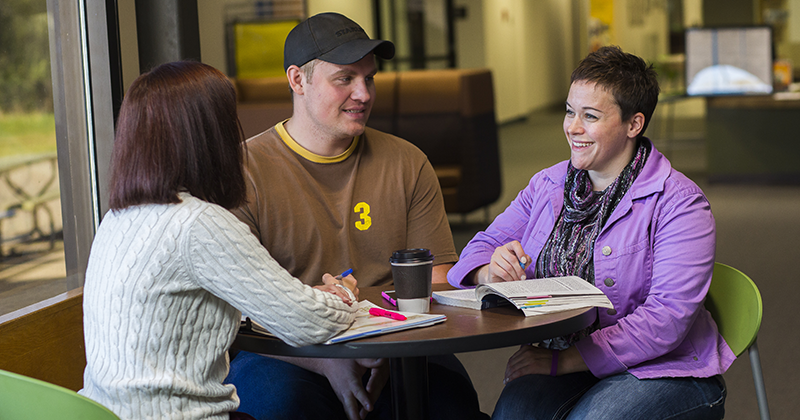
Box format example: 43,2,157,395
108,61,246,211
571,46,660,137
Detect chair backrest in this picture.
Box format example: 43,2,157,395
705,262,763,356
0,369,119,420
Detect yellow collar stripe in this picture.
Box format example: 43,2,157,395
275,120,359,164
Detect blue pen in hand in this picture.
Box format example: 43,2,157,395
333,268,355,302
519,256,527,280
335,268,353,283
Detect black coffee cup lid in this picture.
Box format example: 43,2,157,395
390,248,434,264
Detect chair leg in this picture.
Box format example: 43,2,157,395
748,339,771,420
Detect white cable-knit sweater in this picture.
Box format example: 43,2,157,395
79,193,357,420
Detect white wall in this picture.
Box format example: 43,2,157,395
612,1,669,62
684,0,703,27
306,0,374,34
483,0,526,122
455,0,487,69
786,0,800,69
520,0,574,115
118,0,138,90
482,0,576,122
197,0,230,76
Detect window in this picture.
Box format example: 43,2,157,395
0,0,116,317
0,0,66,315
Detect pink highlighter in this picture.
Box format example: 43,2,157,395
369,307,407,321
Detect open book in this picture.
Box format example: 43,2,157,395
432,276,613,316
242,300,446,345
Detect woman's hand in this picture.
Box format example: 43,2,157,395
478,241,531,284
339,273,359,300
504,345,588,384
317,273,359,305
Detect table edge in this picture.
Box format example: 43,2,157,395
233,307,596,359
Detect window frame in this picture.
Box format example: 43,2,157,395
46,0,116,291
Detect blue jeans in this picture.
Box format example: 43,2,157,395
225,351,489,420
492,372,726,420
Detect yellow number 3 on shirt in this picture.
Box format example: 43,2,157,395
354,202,372,231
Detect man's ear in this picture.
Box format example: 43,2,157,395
287,65,305,96
628,112,645,138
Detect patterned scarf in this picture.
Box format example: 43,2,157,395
535,139,650,348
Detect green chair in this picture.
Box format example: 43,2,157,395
705,262,770,420
0,369,119,420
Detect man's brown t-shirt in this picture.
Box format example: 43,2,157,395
234,121,457,287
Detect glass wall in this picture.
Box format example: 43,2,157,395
375,0,456,70
0,0,66,315
0,0,115,318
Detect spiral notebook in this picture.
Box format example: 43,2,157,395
242,300,446,345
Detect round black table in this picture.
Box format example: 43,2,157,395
233,284,597,420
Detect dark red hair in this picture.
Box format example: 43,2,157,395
108,61,246,210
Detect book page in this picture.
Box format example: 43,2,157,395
471,277,612,316
432,288,479,301
431,288,482,310
479,276,601,299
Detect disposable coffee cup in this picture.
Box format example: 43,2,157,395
390,248,434,313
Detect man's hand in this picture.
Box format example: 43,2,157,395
360,359,389,419
320,358,387,420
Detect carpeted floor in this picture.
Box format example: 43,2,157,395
453,109,800,419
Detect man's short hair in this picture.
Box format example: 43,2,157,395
571,46,660,137
300,59,318,82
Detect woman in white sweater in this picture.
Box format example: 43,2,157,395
79,61,358,420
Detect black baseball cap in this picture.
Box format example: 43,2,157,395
283,12,395,71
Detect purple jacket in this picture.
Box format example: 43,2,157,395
448,140,735,379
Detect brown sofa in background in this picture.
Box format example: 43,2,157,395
232,68,502,215
371,68,502,215
234,77,293,138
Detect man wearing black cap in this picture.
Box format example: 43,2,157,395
226,12,488,420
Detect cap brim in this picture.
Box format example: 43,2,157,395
318,39,395,65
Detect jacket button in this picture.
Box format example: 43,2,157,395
602,246,612,256
604,278,615,287
607,308,617,315
693,356,699,361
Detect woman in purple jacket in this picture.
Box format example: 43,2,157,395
448,46,734,420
